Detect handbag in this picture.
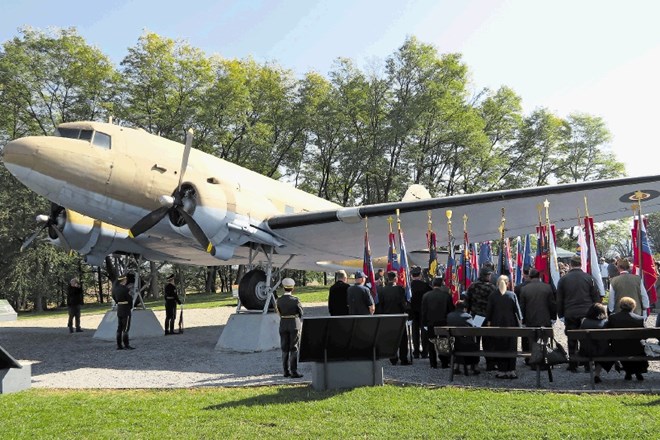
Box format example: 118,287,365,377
529,339,545,365
431,336,453,355
545,339,568,365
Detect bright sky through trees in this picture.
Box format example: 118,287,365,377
2,0,658,177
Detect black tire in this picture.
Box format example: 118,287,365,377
238,269,274,310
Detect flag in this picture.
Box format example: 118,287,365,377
522,234,532,272
398,226,413,302
427,229,438,278
446,242,458,303
470,242,479,283
363,230,378,303
497,238,511,280
462,229,473,290
387,232,400,273
576,224,588,273
547,224,560,289
584,216,606,297
632,216,658,305
535,225,549,283
478,241,492,269
515,237,523,285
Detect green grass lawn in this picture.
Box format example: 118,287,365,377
17,286,330,319
0,385,658,439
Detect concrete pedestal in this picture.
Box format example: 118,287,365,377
0,299,17,322
215,313,280,352
0,364,31,394
311,360,383,391
93,309,164,341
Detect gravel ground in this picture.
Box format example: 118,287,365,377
1,304,658,392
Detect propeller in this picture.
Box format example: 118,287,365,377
20,203,71,252
128,129,215,255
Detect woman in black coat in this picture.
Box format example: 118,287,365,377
579,303,612,384
486,275,523,379
607,297,648,381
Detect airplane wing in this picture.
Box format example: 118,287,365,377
266,175,660,271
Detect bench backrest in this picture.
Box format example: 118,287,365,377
434,326,553,339
567,328,660,341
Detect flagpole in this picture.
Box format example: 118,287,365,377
498,208,506,279
544,199,552,284
463,214,468,293
446,209,453,296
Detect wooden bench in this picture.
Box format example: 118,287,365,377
434,327,556,388
566,327,660,389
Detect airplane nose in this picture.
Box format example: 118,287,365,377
2,137,40,169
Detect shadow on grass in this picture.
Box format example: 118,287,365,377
625,398,660,406
203,385,348,410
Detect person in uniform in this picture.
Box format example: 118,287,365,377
377,271,410,365
328,270,350,316
112,274,135,350
409,266,432,358
347,271,375,315
276,277,304,378
67,277,84,333
164,274,182,335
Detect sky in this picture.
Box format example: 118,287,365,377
2,0,659,177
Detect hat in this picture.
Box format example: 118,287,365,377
167,274,175,280
410,266,422,276
281,277,295,289
354,270,366,279
117,274,127,281
570,255,582,266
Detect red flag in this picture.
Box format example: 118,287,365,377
535,224,549,283
632,216,658,305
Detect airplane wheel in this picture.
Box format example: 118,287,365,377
238,269,274,310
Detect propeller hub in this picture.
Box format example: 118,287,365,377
158,195,175,207
35,214,49,223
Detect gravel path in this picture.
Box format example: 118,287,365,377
1,304,658,392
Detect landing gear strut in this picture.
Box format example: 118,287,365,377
236,245,293,313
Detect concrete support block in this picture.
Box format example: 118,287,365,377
0,300,17,322
93,309,164,341
0,364,31,394
311,360,383,390
215,313,280,352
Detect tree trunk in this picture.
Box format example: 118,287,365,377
96,266,104,303
149,261,159,299
205,266,217,293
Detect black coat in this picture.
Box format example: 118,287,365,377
328,280,349,316
421,287,454,327
556,268,600,319
377,284,408,315
410,279,432,313
486,291,521,327
67,285,84,307
112,283,132,318
607,310,648,374
519,280,556,326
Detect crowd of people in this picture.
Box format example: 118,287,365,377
322,254,657,383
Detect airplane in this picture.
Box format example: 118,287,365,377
3,120,660,311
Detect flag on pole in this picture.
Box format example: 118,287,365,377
547,224,560,289
497,238,511,278
363,229,378,303
515,237,523,286
576,224,588,273
522,234,532,272
398,224,413,302
584,216,606,297
478,241,492,269
446,243,458,303
427,229,438,278
632,216,658,305
387,230,400,274
535,225,549,284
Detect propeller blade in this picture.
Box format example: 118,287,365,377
175,206,215,255
128,206,171,238
20,223,47,252
48,224,72,252
176,129,193,193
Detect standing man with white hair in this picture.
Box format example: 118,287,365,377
328,270,349,316
276,277,304,378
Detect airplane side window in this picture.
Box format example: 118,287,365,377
92,131,111,149
79,130,93,141
57,128,80,139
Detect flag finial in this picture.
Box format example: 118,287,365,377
463,213,468,231
584,195,590,218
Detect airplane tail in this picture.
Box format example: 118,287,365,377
402,184,432,202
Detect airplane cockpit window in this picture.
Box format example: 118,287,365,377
92,131,111,149
56,128,94,141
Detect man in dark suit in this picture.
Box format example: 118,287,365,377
519,269,556,360
421,276,455,368
377,271,410,365
328,270,349,316
409,266,432,358
557,256,600,371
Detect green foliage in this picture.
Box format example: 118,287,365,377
0,386,657,439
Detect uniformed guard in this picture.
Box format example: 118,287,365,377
112,274,135,350
275,277,304,378
164,274,182,335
